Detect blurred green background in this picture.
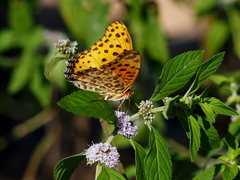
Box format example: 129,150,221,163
0,0,240,179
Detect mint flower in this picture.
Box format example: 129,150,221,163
139,100,155,123
115,111,138,138
54,39,78,55
85,143,120,168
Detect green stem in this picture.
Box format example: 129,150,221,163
131,106,164,121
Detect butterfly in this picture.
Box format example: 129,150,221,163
64,22,141,101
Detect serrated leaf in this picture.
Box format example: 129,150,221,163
189,114,201,161
200,98,239,123
178,113,220,151
145,126,172,180
54,152,85,180
198,117,220,150
151,50,204,101
193,164,224,180
97,166,126,180
129,140,146,180
58,91,116,122
187,52,225,95
222,164,238,180
199,102,216,122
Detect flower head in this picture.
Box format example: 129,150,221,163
139,100,155,123
54,39,78,55
85,143,120,168
115,111,138,138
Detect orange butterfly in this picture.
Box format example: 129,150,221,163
65,22,141,101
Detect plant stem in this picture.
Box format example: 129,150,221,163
98,118,125,175
99,118,110,141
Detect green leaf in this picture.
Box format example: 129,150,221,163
145,126,172,180
200,97,239,123
54,152,85,180
0,30,17,52
193,164,224,180
227,6,240,59
222,164,238,180
177,113,220,151
194,0,218,17
7,28,44,94
144,11,169,63
151,50,204,101
44,54,67,82
58,90,117,122
224,133,238,150
9,1,34,31
188,114,201,161
206,20,229,56
162,95,181,119
97,166,126,180
228,119,240,138
129,140,146,180
198,117,220,150
210,74,231,86
59,0,109,47
30,63,51,107
187,52,225,95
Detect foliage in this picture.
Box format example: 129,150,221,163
54,50,240,179
1,0,240,179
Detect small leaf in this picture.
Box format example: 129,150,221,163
198,117,220,150
58,91,117,122
97,166,126,180
145,126,172,180
199,102,216,123
200,97,238,123
54,152,85,180
222,164,238,180
129,140,146,180
187,52,225,95
193,164,224,180
162,95,181,119
188,114,201,161
151,50,204,101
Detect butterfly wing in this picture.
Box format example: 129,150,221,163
103,50,141,91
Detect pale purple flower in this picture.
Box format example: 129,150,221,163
54,39,78,55
139,100,155,123
85,143,120,168
115,111,138,138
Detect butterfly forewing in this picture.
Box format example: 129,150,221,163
90,22,133,66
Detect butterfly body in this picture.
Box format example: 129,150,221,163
65,22,141,101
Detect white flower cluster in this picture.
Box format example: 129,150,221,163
54,39,78,55
85,143,120,168
115,111,138,138
139,100,155,123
